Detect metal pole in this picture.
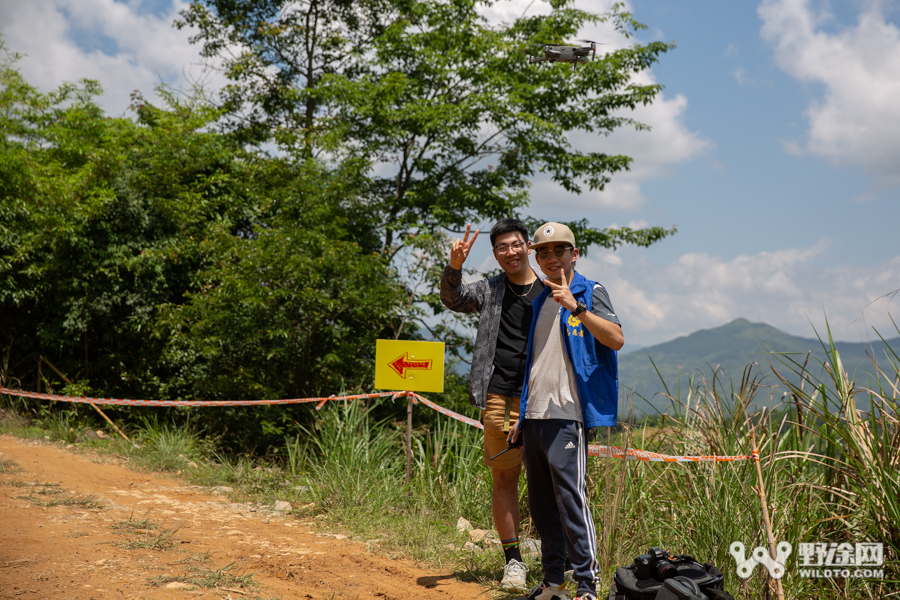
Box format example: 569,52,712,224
405,392,413,482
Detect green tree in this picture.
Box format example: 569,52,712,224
0,48,400,418
178,0,398,151
0,58,262,396
157,169,403,403
179,0,675,251
178,0,678,361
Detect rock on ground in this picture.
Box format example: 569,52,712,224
456,517,473,532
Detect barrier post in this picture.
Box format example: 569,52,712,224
406,391,414,482
751,430,784,600
40,356,131,442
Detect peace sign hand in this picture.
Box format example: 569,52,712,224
449,223,480,270
545,267,577,311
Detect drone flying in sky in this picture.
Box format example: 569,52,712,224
528,41,601,70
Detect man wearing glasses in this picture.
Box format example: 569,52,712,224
507,222,623,600
440,218,542,591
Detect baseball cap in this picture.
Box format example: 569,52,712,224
532,222,576,248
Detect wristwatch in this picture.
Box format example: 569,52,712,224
571,301,587,318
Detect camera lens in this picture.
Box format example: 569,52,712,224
654,559,677,580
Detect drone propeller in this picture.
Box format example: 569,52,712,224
575,39,604,61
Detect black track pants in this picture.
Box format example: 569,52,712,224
522,418,599,597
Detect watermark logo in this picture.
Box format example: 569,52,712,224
730,541,792,579
797,542,884,580
730,541,884,580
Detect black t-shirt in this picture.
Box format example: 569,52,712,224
487,278,545,396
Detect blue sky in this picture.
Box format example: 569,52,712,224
2,0,898,347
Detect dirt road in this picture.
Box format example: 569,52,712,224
0,435,487,600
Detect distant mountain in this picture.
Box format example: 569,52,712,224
618,343,644,355
618,318,899,414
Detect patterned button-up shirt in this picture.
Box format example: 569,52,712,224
439,265,509,410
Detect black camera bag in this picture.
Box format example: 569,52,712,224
610,555,726,600
654,577,706,600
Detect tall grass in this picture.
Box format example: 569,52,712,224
409,414,492,528
2,323,897,599
767,321,900,598
281,398,493,565
586,322,900,599
41,410,86,444
296,398,403,514
121,415,214,472
281,349,895,598
587,368,763,596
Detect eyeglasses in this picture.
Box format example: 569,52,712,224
535,245,573,260
493,241,526,255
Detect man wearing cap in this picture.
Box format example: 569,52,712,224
440,218,543,591
507,222,623,600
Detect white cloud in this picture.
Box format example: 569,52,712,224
1,0,710,216
479,0,552,23
577,240,900,346
0,0,222,116
518,77,711,214
606,219,649,230
479,0,712,212
586,90,713,210
759,0,900,186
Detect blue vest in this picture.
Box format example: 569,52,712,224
519,270,618,428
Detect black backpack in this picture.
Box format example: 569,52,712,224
609,554,733,600
654,577,707,600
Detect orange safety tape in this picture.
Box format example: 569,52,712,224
2,386,759,463
409,392,484,430
0,387,398,407
403,394,756,462
587,444,757,463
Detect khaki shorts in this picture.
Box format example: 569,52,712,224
482,393,522,469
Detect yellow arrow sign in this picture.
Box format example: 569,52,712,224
374,340,445,393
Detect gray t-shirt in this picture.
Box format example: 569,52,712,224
591,283,620,326
525,300,583,421
525,284,620,421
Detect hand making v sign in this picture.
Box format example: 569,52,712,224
545,267,577,312
449,223,480,270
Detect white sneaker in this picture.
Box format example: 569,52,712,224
523,581,568,600
500,559,527,591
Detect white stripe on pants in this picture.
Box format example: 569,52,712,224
522,418,599,597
